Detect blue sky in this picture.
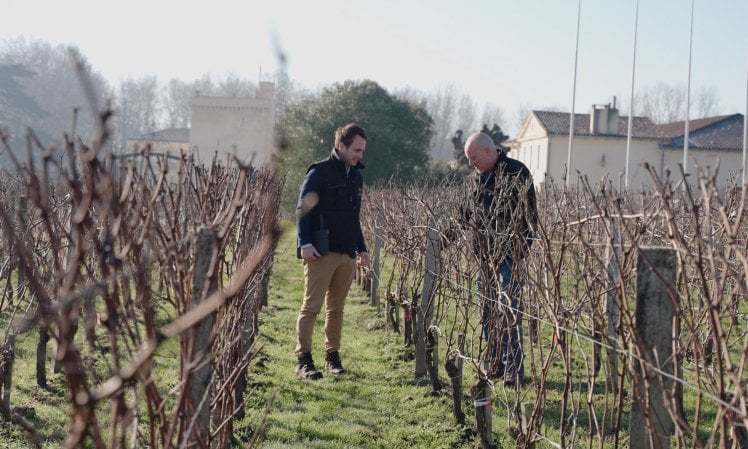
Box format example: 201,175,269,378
3,0,747,120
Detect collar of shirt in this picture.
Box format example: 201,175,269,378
332,148,351,175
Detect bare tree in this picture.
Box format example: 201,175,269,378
191,74,217,97
161,78,192,129
637,82,685,124
394,86,512,159
636,83,724,124
160,73,259,130
391,86,425,105
0,37,109,146
455,94,478,139
422,84,486,162
391,86,457,164
512,102,535,136
426,84,459,162
271,69,314,126
272,69,291,124
479,102,506,133
117,75,160,145
694,85,720,119
215,73,255,97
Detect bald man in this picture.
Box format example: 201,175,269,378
463,132,537,388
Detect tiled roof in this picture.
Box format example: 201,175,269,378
533,110,661,138
656,115,734,138
658,114,744,151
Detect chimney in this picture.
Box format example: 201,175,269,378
589,102,620,135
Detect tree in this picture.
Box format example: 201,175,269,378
394,84,481,163
694,86,720,119
479,103,506,134
636,83,685,124
392,85,513,162
271,68,311,126
454,94,478,143
215,73,255,97
281,79,433,206
117,76,160,148
480,124,509,147
0,64,46,121
0,37,109,150
0,64,48,167
426,84,465,162
0,64,47,146
161,78,193,129
186,73,256,98
451,130,465,163
634,82,722,124
511,102,534,137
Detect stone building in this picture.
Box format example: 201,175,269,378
126,82,276,170
188,81,275,167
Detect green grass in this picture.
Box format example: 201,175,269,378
238,222,481,449
1,337,70,448
238,222,742,448
3,220,742,448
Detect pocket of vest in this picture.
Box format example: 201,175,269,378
313,228,330,255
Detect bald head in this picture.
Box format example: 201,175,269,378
464,132,499,173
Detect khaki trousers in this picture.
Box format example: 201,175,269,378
295,252,356,355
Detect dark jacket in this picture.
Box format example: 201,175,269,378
296,149,367,258
466,150,537,261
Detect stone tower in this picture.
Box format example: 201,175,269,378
189,81,275,166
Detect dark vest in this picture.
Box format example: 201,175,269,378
307,156,364,257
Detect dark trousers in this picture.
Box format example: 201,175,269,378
479,258,524,378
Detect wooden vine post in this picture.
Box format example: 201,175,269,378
370,210,382,309
185,227,218,446
415,216,441,380
629,247,680,449
605,217,622,395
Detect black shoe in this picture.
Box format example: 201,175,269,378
488,364,505,380
325,351,347,375
295,352,323,380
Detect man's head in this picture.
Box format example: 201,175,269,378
335,123,367,168
464,132,499,174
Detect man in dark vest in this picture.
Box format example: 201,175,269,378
463,132,537,387
294,123,369,379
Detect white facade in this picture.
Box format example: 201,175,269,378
513,109,745,191
519,134,662,189
660,147,745,186
189,82,275,167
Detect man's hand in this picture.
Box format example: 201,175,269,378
300,245,321,261
356,251,369,267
